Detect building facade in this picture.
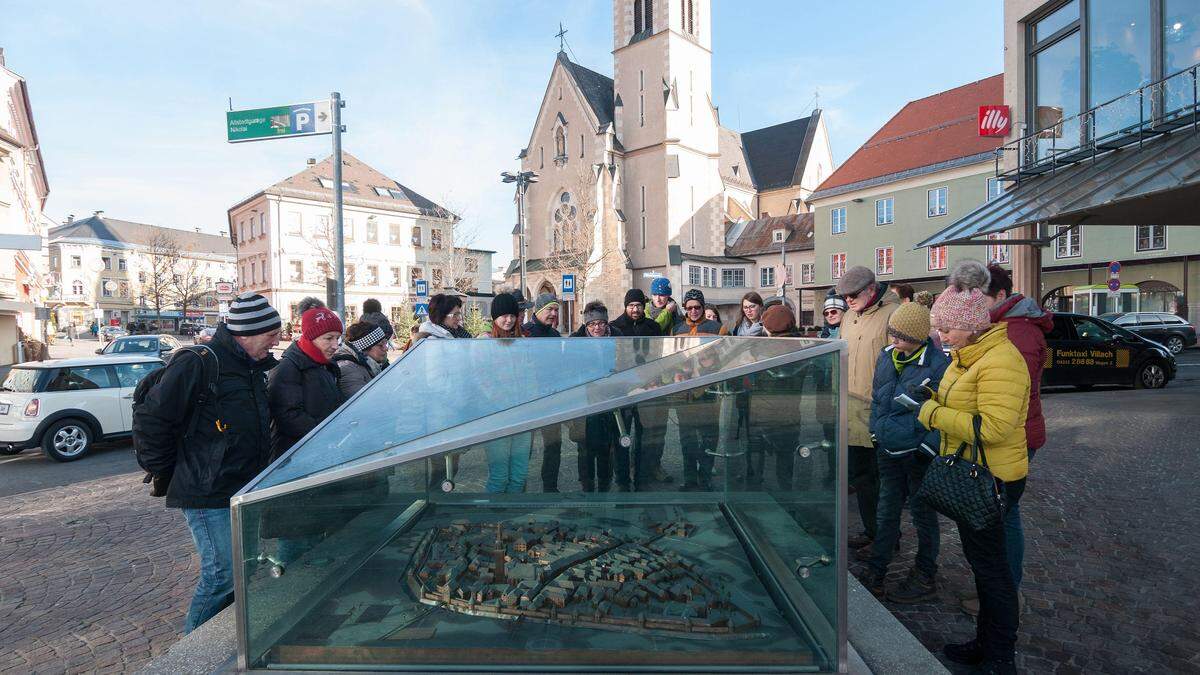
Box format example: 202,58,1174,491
810,76,1005,293
507,0,831,325
0,49,50,348
46,213,236,330
227,153,493,328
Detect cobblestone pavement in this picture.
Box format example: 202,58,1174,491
849,367,1200,673
0,477,194,674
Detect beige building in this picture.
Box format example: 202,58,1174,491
506,0,830,327
46,214,236,330
0,49,50,356
227,153,494,328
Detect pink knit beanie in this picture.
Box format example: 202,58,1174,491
930,287,992,332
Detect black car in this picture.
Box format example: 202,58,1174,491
1098,312,1196,355
1043,313,1175,389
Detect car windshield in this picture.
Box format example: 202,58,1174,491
1,368,42,392
110,338,157,353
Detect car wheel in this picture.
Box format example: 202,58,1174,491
41,419,93,462
1166,335,1185,354
1135,362,1167,390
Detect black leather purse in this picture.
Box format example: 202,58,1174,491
916,415,1006,531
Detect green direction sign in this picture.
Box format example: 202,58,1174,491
226,100,332,143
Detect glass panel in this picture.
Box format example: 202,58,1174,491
1088,0,1152,138
1034,0,1079,43
1164,1,1200,114
235,343,842,671
1034,31,1082,160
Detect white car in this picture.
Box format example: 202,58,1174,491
0,355,164,461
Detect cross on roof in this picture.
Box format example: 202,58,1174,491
556,22,568,52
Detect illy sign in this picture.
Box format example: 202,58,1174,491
978,105,1011,137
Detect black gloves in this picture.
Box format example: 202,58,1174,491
906,383,935,404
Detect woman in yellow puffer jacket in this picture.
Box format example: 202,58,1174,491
910,271,1030,675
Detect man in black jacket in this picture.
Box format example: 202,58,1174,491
135,293,281,634
521,292,561,337
608,289,662,337
520,292,564,490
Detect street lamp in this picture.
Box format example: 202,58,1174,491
501,170,538,307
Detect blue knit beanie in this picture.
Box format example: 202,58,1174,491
650,277,672,296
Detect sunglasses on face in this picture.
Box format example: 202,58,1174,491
685,304,704,312
823,310,840,317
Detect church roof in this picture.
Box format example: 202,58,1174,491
558,52,615,129
49,215,236,256
229,152,455,224
724,213,814,257
812,75,1003,198
739,111,820,192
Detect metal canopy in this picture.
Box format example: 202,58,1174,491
918,128,1200,249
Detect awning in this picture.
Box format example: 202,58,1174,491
918,126,1200,248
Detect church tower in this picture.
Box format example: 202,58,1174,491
613,0,723,277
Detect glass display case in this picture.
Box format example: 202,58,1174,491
231,336,847,672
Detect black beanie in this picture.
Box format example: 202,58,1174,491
491,292,520,318
624,288,648,306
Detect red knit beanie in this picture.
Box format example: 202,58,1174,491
301,307,344,341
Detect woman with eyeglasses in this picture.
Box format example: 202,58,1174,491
730,292,766,336
820,291,848,339
417,294,472,339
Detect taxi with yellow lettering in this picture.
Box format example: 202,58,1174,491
1043,313,1176,390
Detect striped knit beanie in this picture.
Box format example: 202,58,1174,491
349,325,386,352
226,293,282,336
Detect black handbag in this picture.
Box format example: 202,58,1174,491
916,415,1007,531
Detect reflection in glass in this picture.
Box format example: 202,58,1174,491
1088,0,1151,137
1164,1,1200,114
233,338,845,672
1035,31,1082,160
1034,0,1078,43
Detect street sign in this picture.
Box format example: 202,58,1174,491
1108,278,1122,292
215,281,234,295
642,271,663,279
226,100,333,143
415,303,429,317
415,279,429,297
1108,261,1122,275
562,274,576,301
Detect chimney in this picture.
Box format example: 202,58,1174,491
0,48,5,68
306,158,316,166
219,230,227,237
195,227,201,233
93,210,104,217
66,214,74,224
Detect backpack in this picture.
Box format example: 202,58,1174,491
132,345,220,495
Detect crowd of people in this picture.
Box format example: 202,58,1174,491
132,260,1050,674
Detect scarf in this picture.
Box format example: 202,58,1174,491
418,320,453,339
736,319,765,336
891,343,925,374
298,336,331,365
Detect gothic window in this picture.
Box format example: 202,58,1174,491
553,192,579,251
688,0,695,34
72,280,84,296
635,0,643,33
644,0,653,32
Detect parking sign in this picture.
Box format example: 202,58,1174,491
562,274,576,301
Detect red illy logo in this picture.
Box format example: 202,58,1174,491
978,105,1011,137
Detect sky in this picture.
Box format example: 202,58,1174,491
2,0,1002,270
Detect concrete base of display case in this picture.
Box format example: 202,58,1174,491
141,576,945,674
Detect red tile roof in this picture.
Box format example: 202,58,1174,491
815,75,1004,194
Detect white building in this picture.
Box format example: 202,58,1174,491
227,153,494,328
46,213,236,330
0,48,50,353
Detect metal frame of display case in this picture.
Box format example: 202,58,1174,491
230,337,848,672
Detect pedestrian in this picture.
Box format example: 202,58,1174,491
522,292,562,337
132,292,281,634
863,302,948,603
479,292,522,338
296,296,326,316
332,321,389,398
66,323,74,345
521,292,564,492
914,290,936,309
820,292,848,339
675,348,720,491
672,289,729,335
608,288,662,336
265,306,347,563
572,301,626,492
951,262,1052,616
705,305,721,323
195,327,216,345
360,298,395,365
911,266,1030,673
761,304,797,337
752,305,805,490
837,265,899,557
474,293,532,492
417,294,470,339
894,283,915,304
646,277,681,333
730,292,766,336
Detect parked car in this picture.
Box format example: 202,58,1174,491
1043,313,1176,390
1098,312,1196,354
177,321,202,336
96,334,181,358
99,325,129,342
0,355,164,461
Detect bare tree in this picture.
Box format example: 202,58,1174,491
141,232,180,329
539,163,623,306
428,215,484,294
301,213,341,287
171,253,209,327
